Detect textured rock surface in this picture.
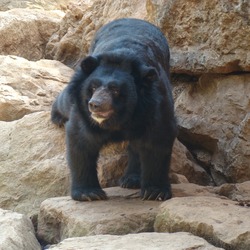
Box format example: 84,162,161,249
45,0,147,67
45,0,250,74
0,8,64,60
171,140,213,185
0,111,69,216
48,232,223,250
155,196,250,250
98,142,128,187
0,209,41,250
147,0,250,74
175,74,250,184
0,0,71,11
37,185,219,245
37,188,159,244
0,55,73,121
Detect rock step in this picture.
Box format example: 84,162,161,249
155,196,250,250
37,185,217,244
37,188,159,244
37,188,250,250
48,232,223,250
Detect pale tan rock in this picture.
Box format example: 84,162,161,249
45,0,147,67
37,188,160,244
147,0,250,74
0,55,73,121
0,209,41,250
155,196,250,250
0,9,64,60
37,185,220,244
46,0,249,74
175,74,250,184
0,111,70,217
172,183,217,198
98,142,128,187
0,0,71,11
48,232,223,250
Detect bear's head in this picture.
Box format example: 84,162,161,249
80,54,158,130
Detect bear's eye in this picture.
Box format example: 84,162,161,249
109,86,119,96
112,89,119,95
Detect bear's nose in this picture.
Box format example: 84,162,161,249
88,99,101,112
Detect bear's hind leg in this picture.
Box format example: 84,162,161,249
119,144,141,189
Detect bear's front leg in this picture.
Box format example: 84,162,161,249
66,117,107,201
139,145,173,201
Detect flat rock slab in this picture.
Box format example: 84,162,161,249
48,232,223,250
155,196,250,250
0,209,40,250
37,188,160,244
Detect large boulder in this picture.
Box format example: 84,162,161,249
45,0,147,67
147,0,250,74
0,111,69,217
0,209,41,250
175,74,250,184
37,185,218,244
155,196,250,250
37,188,160,244
45,0,250,74
0,8,64,60
0,55,73,121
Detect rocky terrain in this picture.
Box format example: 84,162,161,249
0,0,249,250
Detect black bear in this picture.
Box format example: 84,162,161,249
51,18,177,201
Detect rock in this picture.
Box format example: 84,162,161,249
147,0,250,74
175,74,250,184
0,111,70,217
45,0,147,67
45,0,250,74
215,181,250,204
171,140,213,185
0,0,71,11
37,188,159,244
98,142,128,187
0,9,64,61
172,183,217,198
37,185,219,245
155,196,250,250
0,209,41,250
0,55,73,121
48,232,223,250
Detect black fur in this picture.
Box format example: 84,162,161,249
51,18,177,201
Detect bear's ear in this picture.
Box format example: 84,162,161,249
81,56,99,74
140,66,158,84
